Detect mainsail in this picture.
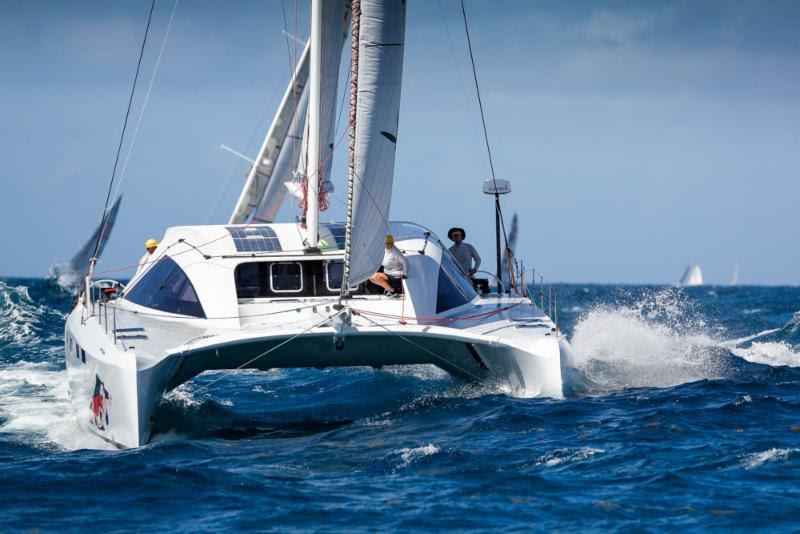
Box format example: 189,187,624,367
230,0,351,225
292,0,351,214
228,42,310,224
343,0,407,285
69,195,123,275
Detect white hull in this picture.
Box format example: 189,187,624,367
65,223,569,448
65,297,567,448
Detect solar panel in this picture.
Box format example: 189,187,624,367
325,223,347,249
226,226,282,253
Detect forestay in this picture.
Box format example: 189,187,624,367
345,0,406,285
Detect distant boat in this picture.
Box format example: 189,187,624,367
500,212,518,290
679,264,704,286
49,196,122,291
731,262,740,286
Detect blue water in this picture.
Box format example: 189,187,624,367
1,279,799,530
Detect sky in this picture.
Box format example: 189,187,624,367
1,0,798,284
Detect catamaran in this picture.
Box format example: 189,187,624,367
64,0,570,448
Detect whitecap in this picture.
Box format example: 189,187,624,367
742,448,800,469
535,447,604,467
730,341,800,368
394,443,441,470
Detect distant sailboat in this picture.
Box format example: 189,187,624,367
500,213,518,290
49,196,123,291
731,262,740,286
679,264,704,286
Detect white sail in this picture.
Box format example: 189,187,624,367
731,262,740,286
299,0,351,233
252,87,309,223
501,213,518,289
228,41,310,224
70,195,123,274
680,264,704,286
345,0,407,284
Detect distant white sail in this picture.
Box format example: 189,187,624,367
731,262,740,286
345,0,407,284
680,264,704,286
501,213,518,289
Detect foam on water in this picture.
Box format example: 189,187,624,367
0,362,113,451
568,288,727,391
742,448,800,470
394,443,441,470
535,447,605,467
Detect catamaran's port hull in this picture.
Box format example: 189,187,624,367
66,311,565,448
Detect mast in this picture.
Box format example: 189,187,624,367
306,0,323,251
340,0,360,298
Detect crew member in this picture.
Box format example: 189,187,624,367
136,239,159,277
369,234,408,298
447,227,481,277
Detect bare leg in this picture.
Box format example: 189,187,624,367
369,273,393,292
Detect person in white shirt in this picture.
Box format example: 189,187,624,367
369,234,408,297
135,239,159,277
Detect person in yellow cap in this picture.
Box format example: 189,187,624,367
368,234,408,298
135,239,159,277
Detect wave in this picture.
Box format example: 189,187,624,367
567,288,800,393
568,288,729,391
742,448,800,470
393,443,441,470
0,361,113,451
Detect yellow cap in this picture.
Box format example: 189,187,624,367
385,234,394,245
145,239,159,249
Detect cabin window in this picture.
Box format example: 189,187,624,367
436,249,478,313
270,262,303,293
124,256,206,318
325,260,359,292
234,260,365,298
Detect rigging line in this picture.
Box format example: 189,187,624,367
458,0,496,184
280,0,302,165
355,312,484,382
92,0,157,261
436,0,488,177
112,0,180,205
458,0,509,246
191,312,337,393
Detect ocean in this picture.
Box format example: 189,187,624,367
1,278,799,530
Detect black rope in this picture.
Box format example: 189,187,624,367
91,0,157,261
458,0,509,248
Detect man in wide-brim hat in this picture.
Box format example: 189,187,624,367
447,227,481,277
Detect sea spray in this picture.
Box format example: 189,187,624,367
569,288,728,390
